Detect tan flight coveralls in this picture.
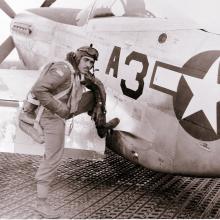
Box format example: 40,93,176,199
32,61,94,198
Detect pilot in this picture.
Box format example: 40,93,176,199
29,45,119,218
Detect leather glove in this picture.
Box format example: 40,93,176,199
91,104,106,127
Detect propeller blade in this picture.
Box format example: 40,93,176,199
0,36,15,64
0,0,16,18
41,0,56,7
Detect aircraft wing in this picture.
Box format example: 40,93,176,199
0,68,39,101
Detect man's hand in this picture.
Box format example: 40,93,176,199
57,102,70,119
45,100,69,119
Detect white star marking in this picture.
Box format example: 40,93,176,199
182,57,220,134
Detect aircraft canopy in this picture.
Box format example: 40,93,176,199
90,0,155,18
76,0,155,26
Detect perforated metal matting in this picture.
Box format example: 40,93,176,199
0,149,220,219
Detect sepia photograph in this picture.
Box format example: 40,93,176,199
0,0,220,218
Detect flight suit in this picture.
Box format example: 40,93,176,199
32,61,94,199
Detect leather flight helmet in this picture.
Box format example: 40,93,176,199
66,44,99,66
75,44,99,63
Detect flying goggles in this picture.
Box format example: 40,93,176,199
77,44,99,61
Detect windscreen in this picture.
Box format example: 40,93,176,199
90,0,155,19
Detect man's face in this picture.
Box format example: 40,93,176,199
78,56,95,74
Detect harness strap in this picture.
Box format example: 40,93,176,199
27,93,40,105
34,86,72,126
34,105,45,124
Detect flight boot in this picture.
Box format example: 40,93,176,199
97,117,120,138
34,198,60,219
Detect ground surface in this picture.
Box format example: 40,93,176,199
0,149,220,219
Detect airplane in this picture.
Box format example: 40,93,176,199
0,0,220,177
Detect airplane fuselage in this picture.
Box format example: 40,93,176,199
9,9,220,176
